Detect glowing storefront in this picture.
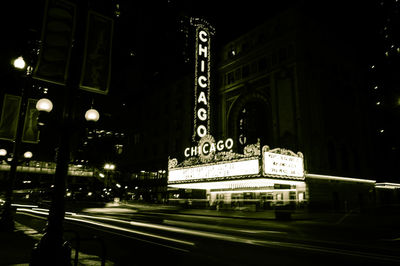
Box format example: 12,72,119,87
168,138,306,210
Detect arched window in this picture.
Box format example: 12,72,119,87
237,100,272,151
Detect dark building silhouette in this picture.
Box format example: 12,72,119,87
216,6,373,178
366,0,400,181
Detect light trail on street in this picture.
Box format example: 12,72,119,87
15,205,400,265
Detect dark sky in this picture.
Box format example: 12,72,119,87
0,0,379,96
111,0,378,83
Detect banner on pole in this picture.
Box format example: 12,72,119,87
0,94,22,141
79,10,113,95
21,98,40,143
33,0,76,85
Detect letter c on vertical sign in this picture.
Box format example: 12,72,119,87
198,76,207,88
199,30,208,42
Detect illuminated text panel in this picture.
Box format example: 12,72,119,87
168,159,259,182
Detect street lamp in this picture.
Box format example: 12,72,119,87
23,151,33,159
31,98,102,264
36,98,53,113
103,163,115,189
36,98,54,127
0,149,7,157
13,56,26,70
84,108,100,122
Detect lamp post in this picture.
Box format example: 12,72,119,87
31,95,100,264
0,57,27,231
31,87,74,265
104,163,115,188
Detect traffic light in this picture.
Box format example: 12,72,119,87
33,0,76,85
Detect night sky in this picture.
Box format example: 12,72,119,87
0,0,381,131
108,0,377,93
0,0,382,127
0,0,377,84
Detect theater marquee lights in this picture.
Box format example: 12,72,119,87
191,18,215,141
168,178,306,190
262,146,304,179
168,158,260,183
168,138,304,188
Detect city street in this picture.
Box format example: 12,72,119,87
1,1,400,265
12,202,400,265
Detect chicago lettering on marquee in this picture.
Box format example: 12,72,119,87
184,137,234,158
191,18,215,141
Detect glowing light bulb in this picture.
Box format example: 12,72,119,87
85,109,100,122
13,56,26,69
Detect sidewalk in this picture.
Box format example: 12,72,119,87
0,222,114,266
0,223,36,266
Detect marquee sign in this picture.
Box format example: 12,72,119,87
262,146,304,179
168,143,304,186
191,18,215,141
168,158,260,183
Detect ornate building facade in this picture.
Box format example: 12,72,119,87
216,8,372,178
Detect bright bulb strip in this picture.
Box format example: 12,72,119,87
168,158,259,182
209,189,298,194
168,178,305,190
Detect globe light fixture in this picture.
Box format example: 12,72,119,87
0,149,7,157
23,151,33,159
36,98,53,112
13,56,26,69
85,108,100,122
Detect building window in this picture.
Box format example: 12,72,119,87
227,71,235,85
237,100,272,151
278,47,287,63
271,53,278,66
287,43,295,59
258,57,267,71
242,42,250,52
133,133,140,145
235,68,242,81
251,62,258,74
242,65,250,78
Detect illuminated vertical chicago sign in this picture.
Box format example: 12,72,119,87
191,18,215,141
